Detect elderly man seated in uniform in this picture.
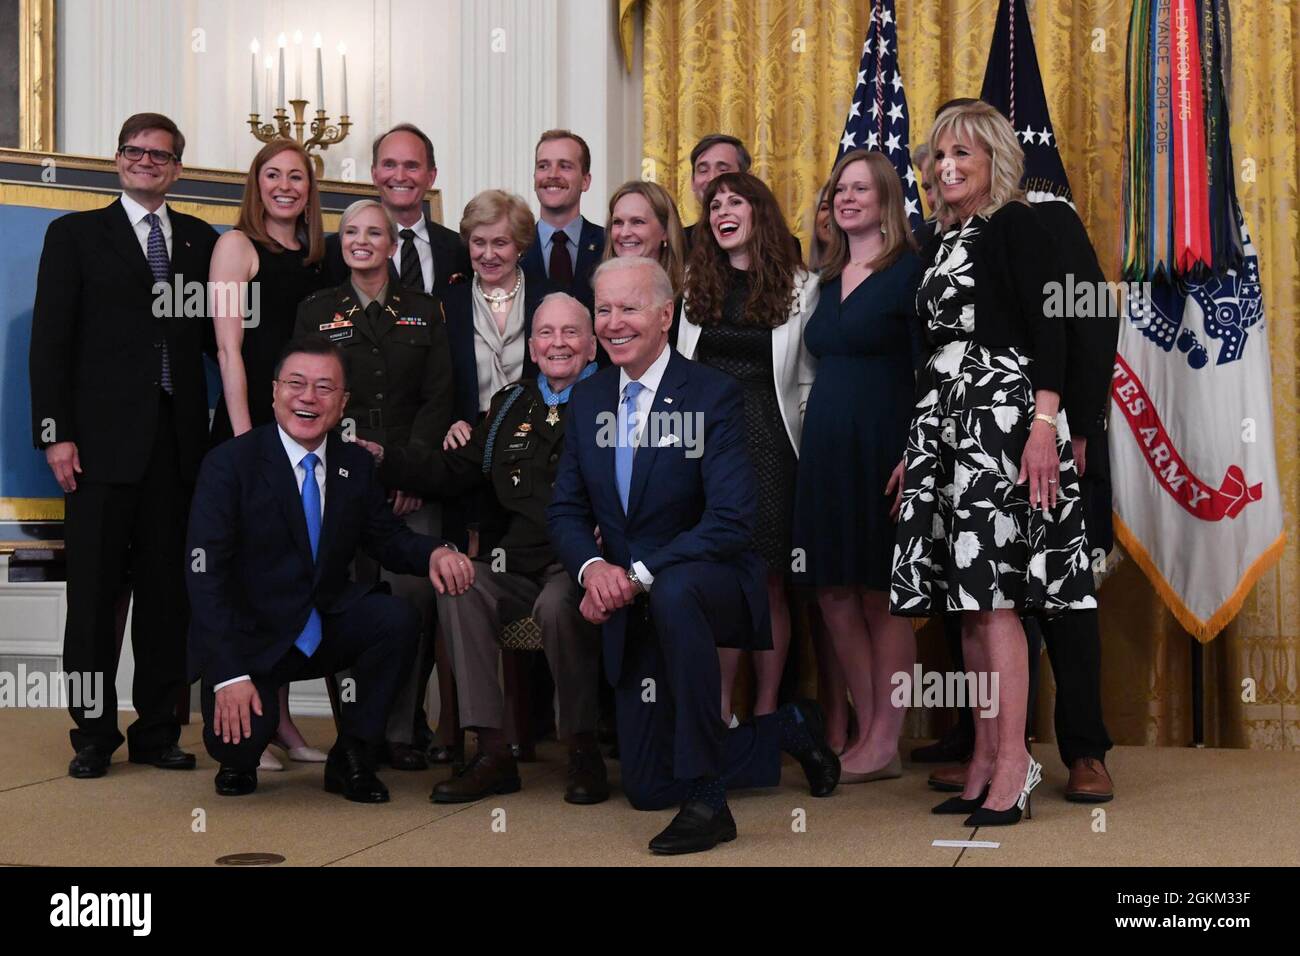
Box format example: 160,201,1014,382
358,293,605,804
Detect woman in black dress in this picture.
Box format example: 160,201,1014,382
678,172,818,721
792,150,922,781
210,141,329,441
892,103,1096,825
208,140,330,770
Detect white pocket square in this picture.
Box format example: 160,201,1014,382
656,434,680,447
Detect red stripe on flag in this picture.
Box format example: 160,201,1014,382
1111,353,1262,520
1170,0,1212,274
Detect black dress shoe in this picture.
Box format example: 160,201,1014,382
324,747,390,803
383,741,428,771
564,747,609,805
648,801,737,855
215,765,257,796
426,742,463,765
68,746,111,779
910,724,974,763
129,744,197,770
784,700,841,797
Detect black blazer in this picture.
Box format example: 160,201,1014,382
1033,201,1118,440
185,424,443,685
519,217,605,315
441,276,545,425
29,198,218,484
325,214,471,295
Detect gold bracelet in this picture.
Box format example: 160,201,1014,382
1033,413,1058,432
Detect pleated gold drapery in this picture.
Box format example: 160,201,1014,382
637,0,1299,750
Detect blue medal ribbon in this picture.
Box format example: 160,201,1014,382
537,362,598,407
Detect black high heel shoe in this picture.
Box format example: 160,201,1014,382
964,757,1042,826
932,784,990,815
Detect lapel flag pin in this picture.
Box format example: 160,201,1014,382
663,396,673,405
338,468,349,478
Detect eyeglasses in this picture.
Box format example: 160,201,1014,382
275,378,342,397
119,145,178,165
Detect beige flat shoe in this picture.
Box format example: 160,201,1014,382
271,738,327,763
839,752,902,783
258,748,284,772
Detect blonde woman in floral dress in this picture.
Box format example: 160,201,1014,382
890,102,1095,827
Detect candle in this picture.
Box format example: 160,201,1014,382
250,39,259,113
338,42,348,115
294,30,303,99
277,33,286,109
314,33,324,108
264,56,273,117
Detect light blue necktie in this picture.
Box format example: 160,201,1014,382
616,381,644,513
294,452,323,657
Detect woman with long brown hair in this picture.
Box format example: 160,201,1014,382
209,140,327,442
601,180,687,298
207,139,330,770
792,149,922,780
678,171,818,723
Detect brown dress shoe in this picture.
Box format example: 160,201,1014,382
430,751,521,803
1065,757,1114,803
928,761,968,792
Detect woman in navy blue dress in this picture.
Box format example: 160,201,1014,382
792,149,922,781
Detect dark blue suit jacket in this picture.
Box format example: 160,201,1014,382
547,348,769,682
520,217,605,316
185,424,442,686
440,277,545,425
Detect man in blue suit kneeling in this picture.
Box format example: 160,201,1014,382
547,257,840,855
187,336,472,802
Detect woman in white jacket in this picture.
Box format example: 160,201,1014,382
678,171,818,722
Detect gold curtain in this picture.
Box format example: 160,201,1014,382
639,0,1299,749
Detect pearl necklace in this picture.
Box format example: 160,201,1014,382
476,269,522,313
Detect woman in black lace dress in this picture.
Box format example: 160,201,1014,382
678,172,817,721
892,103,1096,825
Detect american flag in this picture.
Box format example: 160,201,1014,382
836,0,923,228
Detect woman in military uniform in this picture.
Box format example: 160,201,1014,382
294,199,453,770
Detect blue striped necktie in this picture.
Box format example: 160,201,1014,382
144,212,173,394
294,452,323,657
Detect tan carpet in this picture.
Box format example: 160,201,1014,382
2,709,1298,866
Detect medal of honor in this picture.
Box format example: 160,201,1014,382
545,405,560,426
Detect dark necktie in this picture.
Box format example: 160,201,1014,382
399,228,423,291
144,212,173,394
549,229,573,290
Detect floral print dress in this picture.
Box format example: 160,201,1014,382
889,216,1097,616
